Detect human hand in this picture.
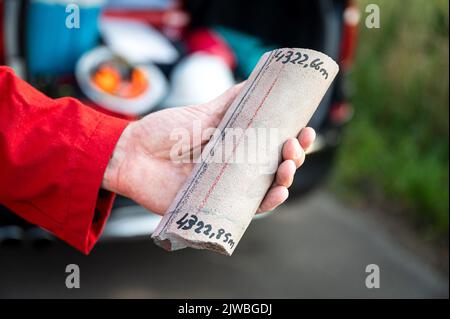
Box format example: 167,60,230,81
102,83,316,215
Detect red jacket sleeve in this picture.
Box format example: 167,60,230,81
0,66,130,254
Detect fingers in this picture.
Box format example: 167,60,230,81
256,159,295,214
257,186,289,213
256,159,296,214
275,160,296,187
282,138,305,168
257,127,316,214
298,127,316,151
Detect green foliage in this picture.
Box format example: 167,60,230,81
332,0,449,237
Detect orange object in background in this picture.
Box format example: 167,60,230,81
118,68,149,98
92,65,121,94
91,63,149,99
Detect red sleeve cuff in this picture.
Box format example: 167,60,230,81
0,66,131,254
62,113,129,254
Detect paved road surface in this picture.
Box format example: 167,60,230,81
0,190,447,298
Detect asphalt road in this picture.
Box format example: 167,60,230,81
0,190,448,298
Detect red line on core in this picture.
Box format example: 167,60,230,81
198,70,282,211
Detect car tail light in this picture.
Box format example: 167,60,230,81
330,101,354,125
340,0,360,70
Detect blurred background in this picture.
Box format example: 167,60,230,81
0,0,448,298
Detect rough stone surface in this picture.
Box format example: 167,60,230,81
153,48,339,255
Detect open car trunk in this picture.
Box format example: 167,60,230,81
185,0,345,128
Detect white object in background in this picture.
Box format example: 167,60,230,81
103,206,162,239
100,17,179,65
76,46,168,116
163,53,235,108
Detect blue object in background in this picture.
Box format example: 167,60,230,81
26,0,105,76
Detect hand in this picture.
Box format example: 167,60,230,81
102,83,316,215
